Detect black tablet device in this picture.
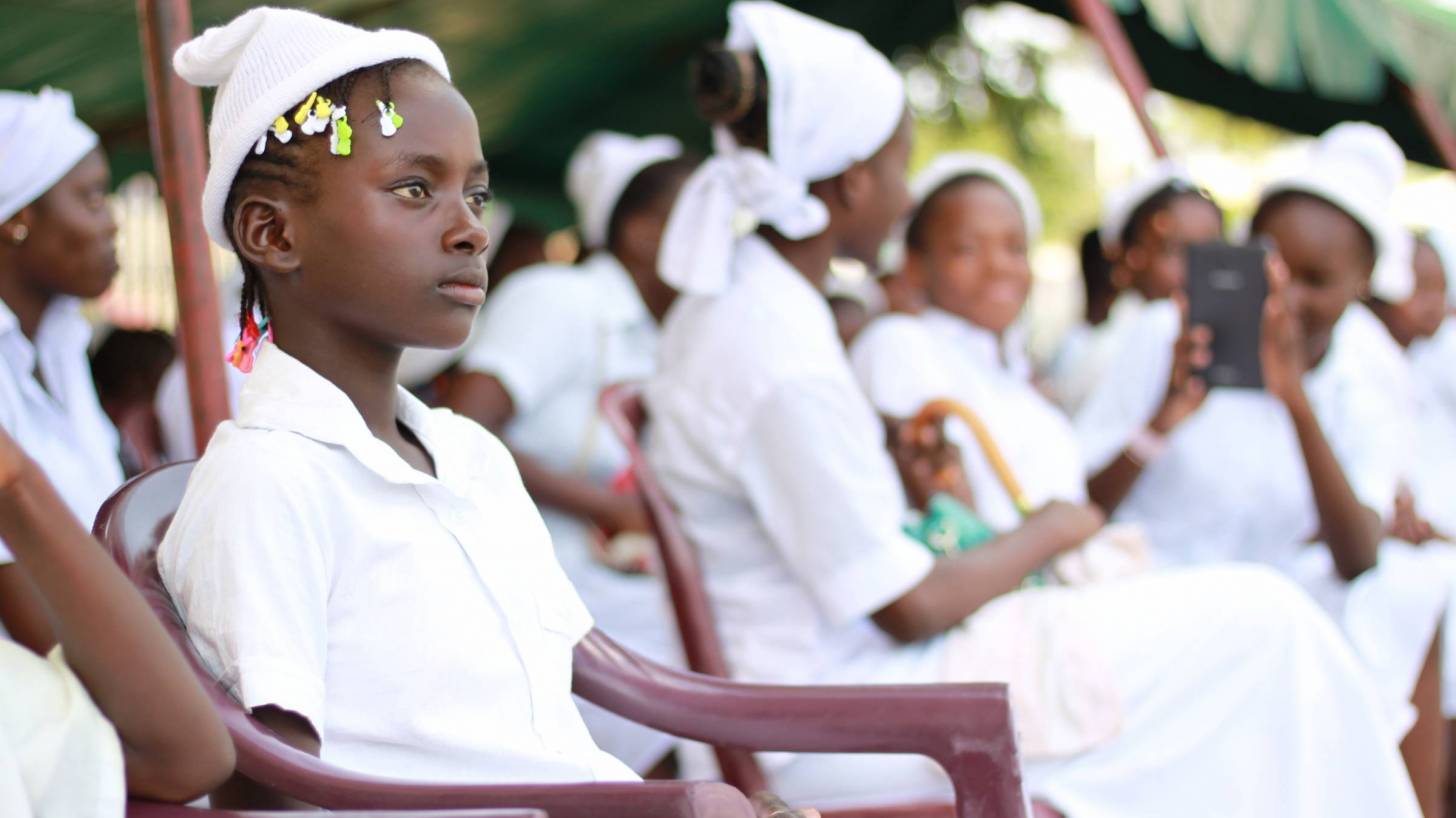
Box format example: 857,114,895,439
1185,241,1268,390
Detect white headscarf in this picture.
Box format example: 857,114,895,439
658,1,905,295
1258,122,1410,301
566,131,682,249
1423,228,1456,309
910,152,1043,243
173,7,450,249
1098,159,1196,252
0,88,99,224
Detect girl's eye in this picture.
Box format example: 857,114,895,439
391,183,429,200
467,189,493,210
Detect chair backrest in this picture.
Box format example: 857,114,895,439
598,384,768,793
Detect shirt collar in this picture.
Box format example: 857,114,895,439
738,234,838,341
236,343,450,487
920,306,1031,379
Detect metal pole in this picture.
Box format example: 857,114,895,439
137,0,230,454
1066,0,1170,158
1397,78,1456,171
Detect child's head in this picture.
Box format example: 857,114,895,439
661,1,911,296
0,89,117,303
1101,164,1222,302
176,9,482,368
904,153,1040,336
1251,122,1407,364
566,132,700,321
1373,234,1447,347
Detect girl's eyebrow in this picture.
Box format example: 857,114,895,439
387,153,490,179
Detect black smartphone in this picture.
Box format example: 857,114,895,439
1185,241,1268,389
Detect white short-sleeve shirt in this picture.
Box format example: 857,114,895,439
851,309,1087,533
158,344,636,784
644,236,936,688
0,298,123,564
1111,302,1415,568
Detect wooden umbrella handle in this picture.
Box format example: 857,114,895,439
908,398,1034,518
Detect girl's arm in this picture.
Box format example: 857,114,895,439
0,432,235,802
0,562,54,653
1261,261,1379,580
443,370,648,534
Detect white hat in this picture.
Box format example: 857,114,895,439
1098,159,1197,252
0,88,98,224
658,1,905,296
396,200,515,387
910,152,1043,243
566,131,682,249
1258,122,1409,301
173,7,450,249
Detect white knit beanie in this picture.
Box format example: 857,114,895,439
173,7,451,249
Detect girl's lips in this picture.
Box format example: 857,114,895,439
438,281,486,306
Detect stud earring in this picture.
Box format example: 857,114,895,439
8,225,28,245
329,106,353,156
375,100,403,137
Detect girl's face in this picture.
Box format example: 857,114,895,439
1383,239,1448,347
1123,193,1222,301
915,179,1030,336
270,69,490,352
1256,196,1371,366
7,148,118,299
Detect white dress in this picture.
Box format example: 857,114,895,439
645,236,1420,815
459,252,678,772
1093,301,1455,723
0,298,123,564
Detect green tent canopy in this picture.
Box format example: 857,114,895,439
1,0,1449,227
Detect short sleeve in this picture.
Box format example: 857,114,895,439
1314,351,1416,520
849,316,953,418
1074,302,1179,473
736,377,934,626
460,271,590,417
158,437,333,730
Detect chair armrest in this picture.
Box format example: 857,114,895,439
574,631,1026,818
126,802,549,818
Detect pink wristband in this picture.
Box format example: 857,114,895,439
1126,426,1167,467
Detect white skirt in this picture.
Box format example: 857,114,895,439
766,565,1421,818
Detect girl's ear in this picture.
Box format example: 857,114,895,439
232,195,301,275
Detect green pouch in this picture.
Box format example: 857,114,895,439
903,492,997,556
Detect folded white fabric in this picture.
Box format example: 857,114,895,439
1098,159,1196,252
173,6,450,249
658,0,905,295
567,131,682,249
0,88,98,224
1259,122,1410,302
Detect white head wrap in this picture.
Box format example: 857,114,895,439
1098,159,1197,252
1425,228,1456,309
658,1,905,296
1258,122,1410,301
910,152,1043,243
173,7,450,249
566,131,682,249
0,88,99,224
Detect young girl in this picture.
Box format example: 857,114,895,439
0,426,234,815
441,130,698,772
643,3,1421,813
0,88,126,653
1091,122,1453,813
158,7,636,804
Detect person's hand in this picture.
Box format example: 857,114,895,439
1387,485,1446,544
1260,253,1308,409
591,491,651,536
887,413,974,512
1151,295,1211,434
1024,500,1104,551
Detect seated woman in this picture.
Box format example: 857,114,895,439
643,3,1421,814
0,88,127,653
158,8,637,805
1086,122,1453,813
440,131,699,773
0,426,233,814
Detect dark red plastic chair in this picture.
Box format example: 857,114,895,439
600,383,1048,818
126,804,544,818
95,461,1025,818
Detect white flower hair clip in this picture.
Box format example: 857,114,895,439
375,100,404,137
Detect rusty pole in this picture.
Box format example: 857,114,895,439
137,0,230,454
1397,78,1456,171
1066,0,1170,158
